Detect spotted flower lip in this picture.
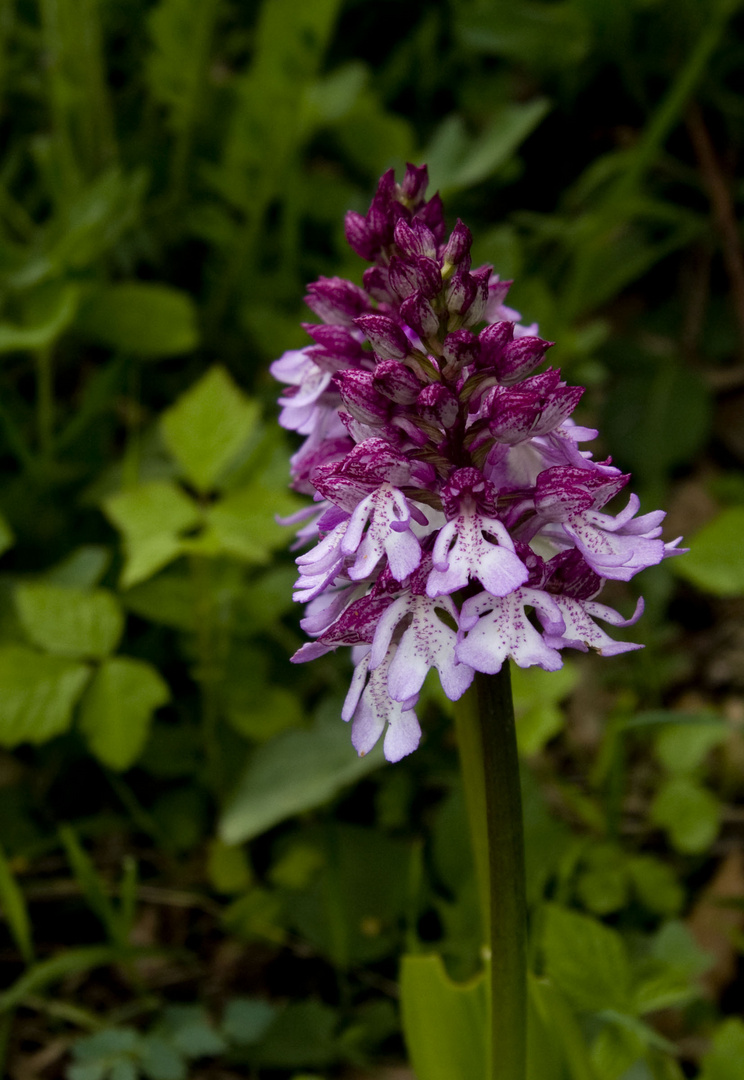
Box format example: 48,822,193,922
273,164,686,761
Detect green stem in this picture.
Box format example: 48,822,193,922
454,664,527,1080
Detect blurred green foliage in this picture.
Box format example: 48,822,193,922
0,0,743,1077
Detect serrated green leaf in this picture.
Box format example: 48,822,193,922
103,480,201,587
75,283,198,359
205,480,301,563
542,904,632,1014
0,646,90,747
15,583,124,660
673,507,744,597
78,657,170,770
161,367,259,493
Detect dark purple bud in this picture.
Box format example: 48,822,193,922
417,384,459,429
336,370,390,426
344,211,376,261
443,329,480,369
478,320,514,370
498,335,554,384
354,314,411,360
442,220,473,267
373,359,423,404
535,466,629,520
463,266,491,325
400,293,439,339
544,549,603,600
418,192,446,242
414,257,443,300
305,276,371,325
313,437,412,511
388,256,419,299
302,323,366,369
400,163,429,202
363,266,394,303
445,269,477,315
394,218,437,260
486,371,584,444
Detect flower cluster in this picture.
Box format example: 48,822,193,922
272,166,683,762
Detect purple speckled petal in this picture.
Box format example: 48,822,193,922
544,596,644,656
427,511,528,598
456,587,564,674
343,650,422,761
386,594,474,702
340,484,421,582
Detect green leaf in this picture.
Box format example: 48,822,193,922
138,1035,186,1080
699,1018,744,1080
219,709,385,844
542,904,632,1014
15,583,124,660
103,480,200,587
0,843,34,963
655,721,728,774
221,998,277,1046
59,825,124,945
160,367,260,493
425,99,551,195
205,480,301,563
627,856,684,917
75,283,199,359
78,657,170,770
146,0,219,134
400,954,487,1080
206,838,252,895
603,363,712,486
224,684,303,742
673,507,744,597
286,825,409,968
0,282,79,352
251,1000,338,1069
512,662,577,756
650,776,720,854
158,1005,227,1058
0,646,90,747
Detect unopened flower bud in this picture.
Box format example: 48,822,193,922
400,293,439,339
442,220,473,268
355,314,410,360
417,384,459,429
443,329,480,369
373,359,423,404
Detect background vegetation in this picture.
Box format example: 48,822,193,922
0,0,743,1076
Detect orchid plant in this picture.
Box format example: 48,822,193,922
272,165,683,1080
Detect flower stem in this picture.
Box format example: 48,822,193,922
454,663,527,1080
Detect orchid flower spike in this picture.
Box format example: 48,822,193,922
272,166,685,762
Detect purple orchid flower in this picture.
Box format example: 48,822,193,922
272,165,685,762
